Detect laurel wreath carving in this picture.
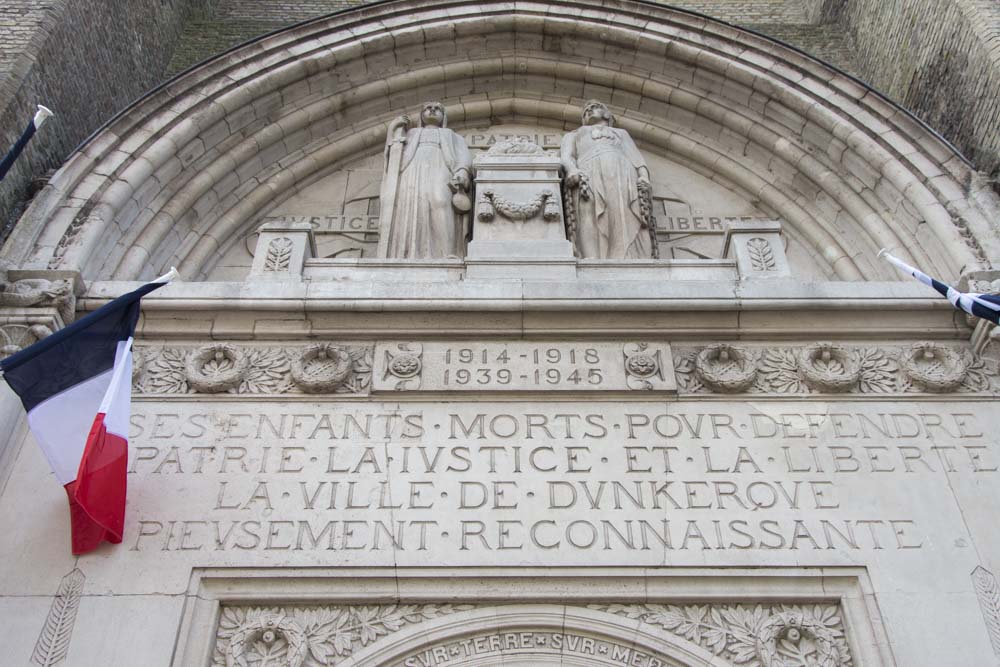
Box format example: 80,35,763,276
797,343,861,393
290,344,353,393
674,343,995,395
747,237,776,271
263,237,294,272
185,344,249,393
31,568,85,667
135,344,372,395
973,566,1000,657
901,342,968,393
695,344,758,393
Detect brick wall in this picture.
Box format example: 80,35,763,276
166,0,858,74
0,0,205,242
824,0,1000,178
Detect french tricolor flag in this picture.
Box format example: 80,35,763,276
0,269,175,554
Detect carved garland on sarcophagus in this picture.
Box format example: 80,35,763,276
133,343,373,395
675,342,995,394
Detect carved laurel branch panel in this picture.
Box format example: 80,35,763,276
133,344,373,396
211,602,853,667
674,342,999,395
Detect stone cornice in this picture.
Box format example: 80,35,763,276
67,279,969,341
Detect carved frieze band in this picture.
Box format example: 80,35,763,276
133,344,372,395
211,602,853,667
675,342,998,395
133,341,997,396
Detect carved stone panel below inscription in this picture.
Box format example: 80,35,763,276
211,602,855,667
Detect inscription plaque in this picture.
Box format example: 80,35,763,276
373,341,676,392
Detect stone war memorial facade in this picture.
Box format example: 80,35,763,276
2,1,1000,665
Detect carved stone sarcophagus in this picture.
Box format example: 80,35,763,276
466,139,575,279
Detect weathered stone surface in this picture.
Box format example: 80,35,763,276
1,1,1000,666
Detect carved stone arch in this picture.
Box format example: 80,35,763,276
6,0,997,282
335,604,734,667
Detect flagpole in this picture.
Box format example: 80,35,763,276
0,104,54,182
879,248,1000,324
152,266,179,284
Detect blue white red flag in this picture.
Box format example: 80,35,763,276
0,268,175,554
0,105,54,182
880,249,1000,325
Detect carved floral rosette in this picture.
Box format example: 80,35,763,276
674,342,994,395
623,342,663,389
382,342,423,390
133,343,372,395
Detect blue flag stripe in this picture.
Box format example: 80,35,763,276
0,281,165,412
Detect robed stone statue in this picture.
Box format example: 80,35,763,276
560,100,654,259
379,102,473,259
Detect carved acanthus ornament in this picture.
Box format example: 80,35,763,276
134,343,372,395
675,342,993,394
0,278,75,322
213,604,473,667
0,324,53,358
0,276,78,359
213,603,853,667
593,603,853,667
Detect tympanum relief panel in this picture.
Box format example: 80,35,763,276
205,120,829,281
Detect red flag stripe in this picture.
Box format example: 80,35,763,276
66,412,127,554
